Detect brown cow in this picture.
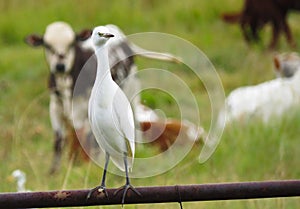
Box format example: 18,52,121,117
222,0,300,49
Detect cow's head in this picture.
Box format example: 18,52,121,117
274,52,300,78
25,21,91,74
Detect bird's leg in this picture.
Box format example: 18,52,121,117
86,152,110,199
114,153,141,205
175,185,183,209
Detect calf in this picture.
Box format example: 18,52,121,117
26,22,191,174
26,22,96,174
140,119,205,151
219,52,300,125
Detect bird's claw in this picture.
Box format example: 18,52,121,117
114,184,141,206
86,185,108,200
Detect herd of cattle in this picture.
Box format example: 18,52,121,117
23,0,300,174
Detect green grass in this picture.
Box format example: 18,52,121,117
1,0,300,208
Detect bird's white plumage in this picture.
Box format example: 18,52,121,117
11,169,28,192
88,26,135,171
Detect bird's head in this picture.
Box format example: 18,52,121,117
91,26,114,48
11,169,26,182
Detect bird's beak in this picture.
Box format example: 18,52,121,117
98,32,114,38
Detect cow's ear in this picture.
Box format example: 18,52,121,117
273,55,281,71
25,34,44,47
76,29,92,41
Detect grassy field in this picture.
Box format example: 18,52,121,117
1,0,300,208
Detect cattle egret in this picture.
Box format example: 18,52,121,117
86,26,140,204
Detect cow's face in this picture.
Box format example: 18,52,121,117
274,53,300,78
25,21,92,75
43,22,76,74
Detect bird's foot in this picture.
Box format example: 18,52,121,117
86,185,108,199
114,184,141,206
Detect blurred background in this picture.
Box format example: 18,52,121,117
0,0,299,208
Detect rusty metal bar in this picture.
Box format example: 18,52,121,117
1,180,300,208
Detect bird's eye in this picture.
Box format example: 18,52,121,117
98,32,104,37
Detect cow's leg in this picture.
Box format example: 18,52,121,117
282,17,296,48
50,130,64,174
269,20,281,50
241,16,252,43
269,10,289,50
71,97,90,161
69,126,90,162
49,94,67,174
250,18,260,42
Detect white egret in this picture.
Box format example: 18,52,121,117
11,169,28,192
86,26,140,204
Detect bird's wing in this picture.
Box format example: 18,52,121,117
113,88,135,159
90,99,128,171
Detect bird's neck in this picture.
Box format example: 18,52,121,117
95,45,112,82
17,180,26,192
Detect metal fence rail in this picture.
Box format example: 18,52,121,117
1,180,300,208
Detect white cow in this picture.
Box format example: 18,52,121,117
220,54,300,125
